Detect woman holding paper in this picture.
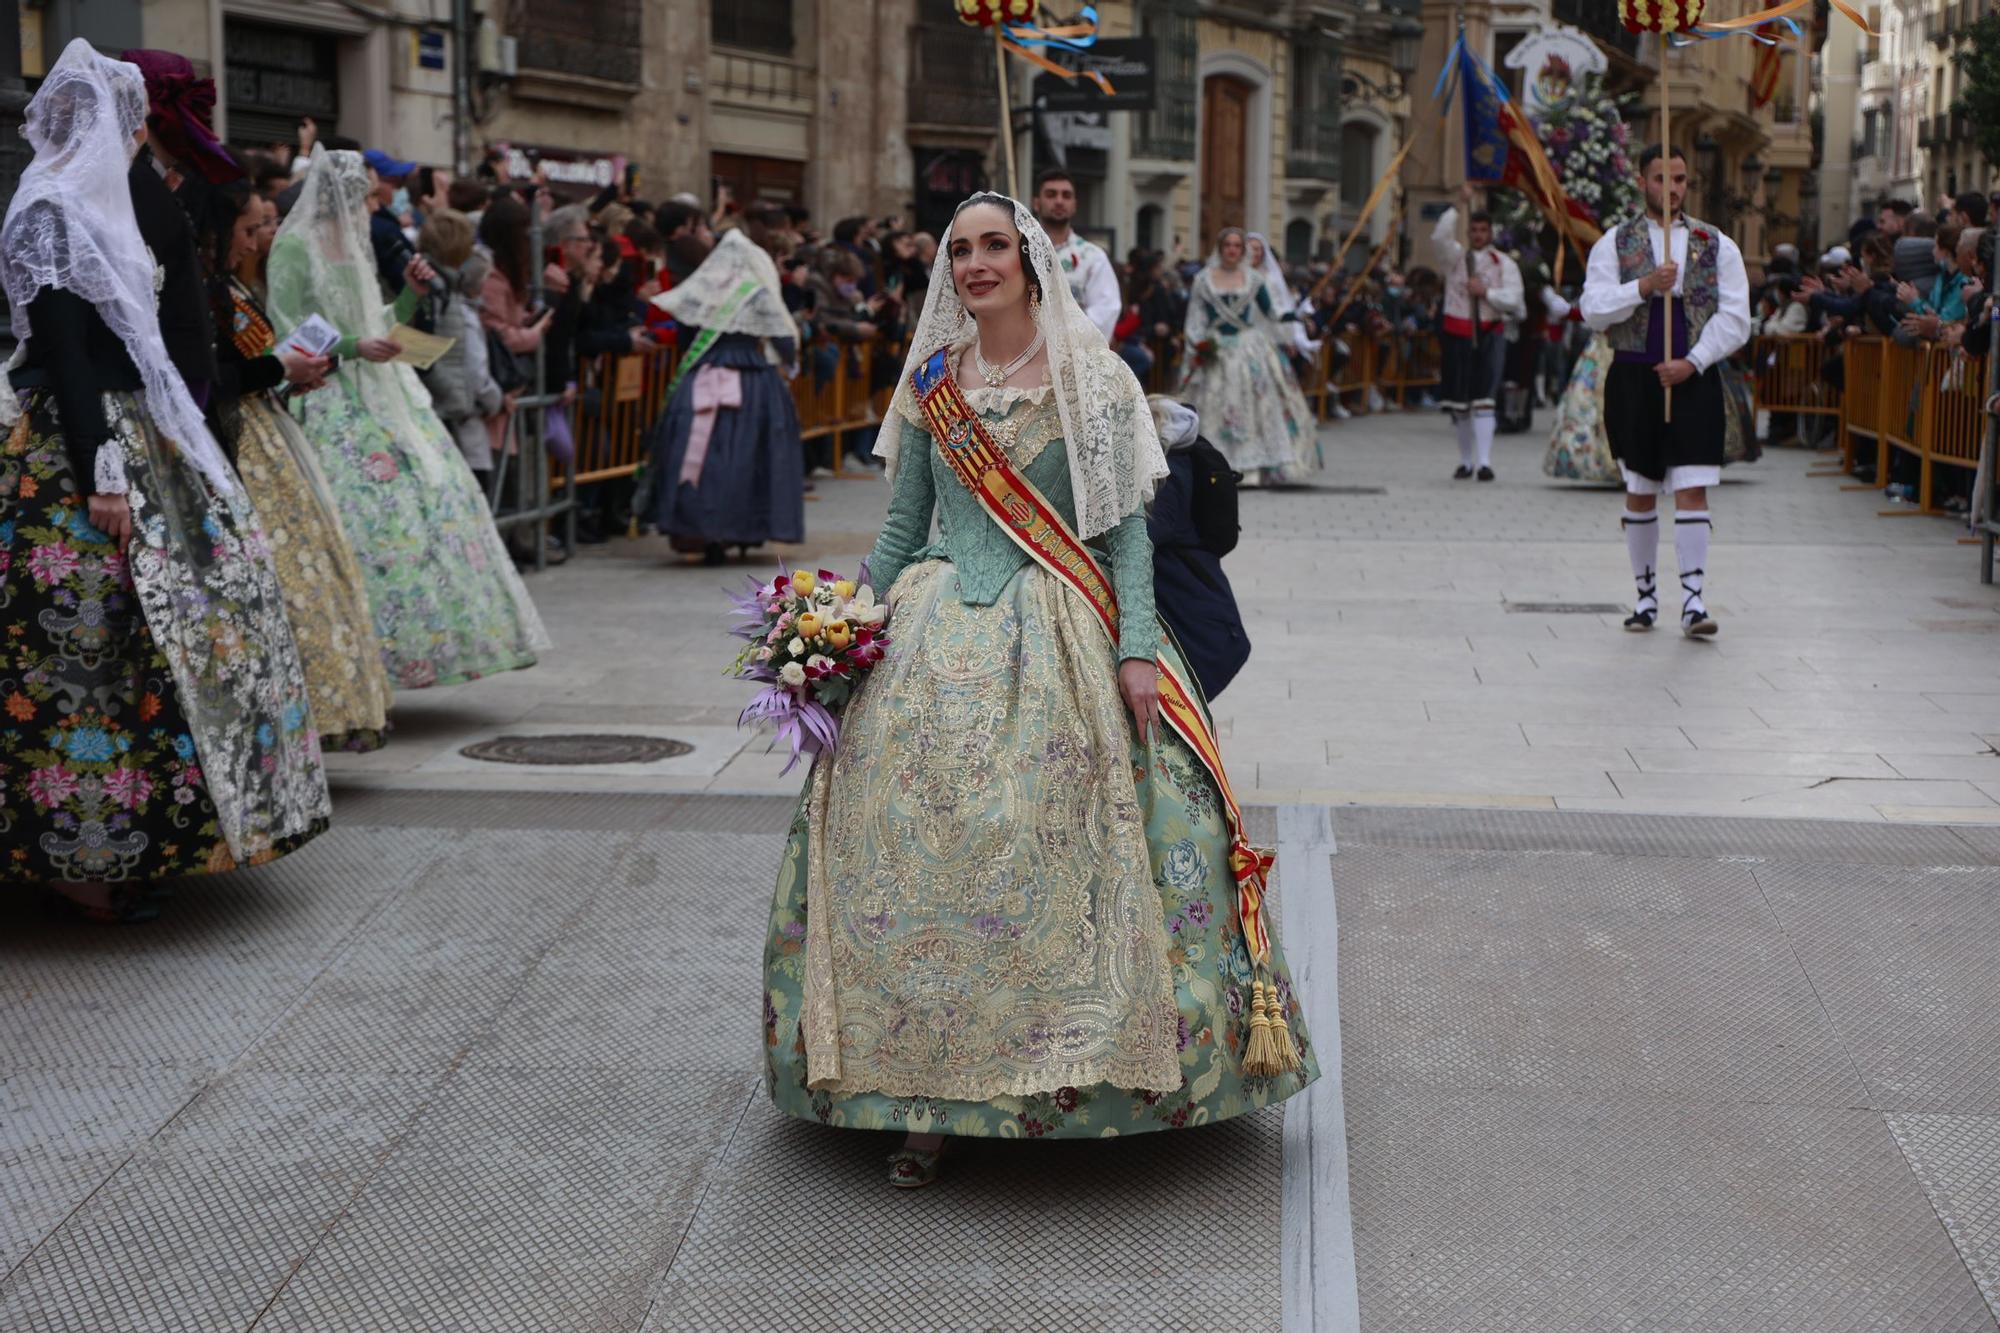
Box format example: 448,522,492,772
0,41,329,915
206,180,395,748
268,149,549,689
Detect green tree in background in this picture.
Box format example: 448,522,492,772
1954,14,2000,169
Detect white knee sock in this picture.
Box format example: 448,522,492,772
1473,408,1497,469
1675,510,1712,613
1454,414,1475,468
1622,509,1659,613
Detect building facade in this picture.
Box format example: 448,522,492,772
10,0,1407,273
1833,0,1996,228
1406,0,1810,264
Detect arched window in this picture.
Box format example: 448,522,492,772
1341,122,1380,210
1284,219,1313,266
1137,203,1164,252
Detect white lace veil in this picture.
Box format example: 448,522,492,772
656,228,796,341
882,192,1163,541
0,39,238,495
1246,232,1297,310
268,148,444,485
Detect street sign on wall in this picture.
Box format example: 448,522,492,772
1030,38,1157,112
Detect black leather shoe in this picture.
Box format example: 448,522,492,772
1476,466,1495,481
1453,466,1474,480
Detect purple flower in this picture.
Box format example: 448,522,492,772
1186,900,1212,928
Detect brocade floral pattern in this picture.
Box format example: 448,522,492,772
2,392,328,881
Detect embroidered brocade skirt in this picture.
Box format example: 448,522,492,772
1543,335,1622,485
2,391,329,883
232,394,395,744
763,558,1319,1137
292,376,548,690
1179,331,1317,478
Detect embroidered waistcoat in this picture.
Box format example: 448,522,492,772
1607,214,1721,361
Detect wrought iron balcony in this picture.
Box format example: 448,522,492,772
907,21,1000,130
1552,0,1643,61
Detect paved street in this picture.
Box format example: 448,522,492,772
9,413,2000,1329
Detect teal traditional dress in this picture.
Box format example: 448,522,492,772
764,379,1318,1137
1178,268,1316,478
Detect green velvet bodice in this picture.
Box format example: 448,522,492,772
867,390,1159,663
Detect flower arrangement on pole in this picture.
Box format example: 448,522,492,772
729,568,891,772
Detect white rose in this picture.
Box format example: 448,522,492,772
756,647,773,662
779,662,806,686
788,637,805,656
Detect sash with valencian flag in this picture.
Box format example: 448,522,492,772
911,348,1301,1077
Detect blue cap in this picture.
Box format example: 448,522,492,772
362,148,417,179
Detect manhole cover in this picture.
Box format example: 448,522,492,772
1504,602,1628,614
458,734,694,766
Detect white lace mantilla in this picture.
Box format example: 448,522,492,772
880,193,1164,540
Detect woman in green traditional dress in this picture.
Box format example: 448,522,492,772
207,181,396,748
763,194,1318,1188
267,149,548,690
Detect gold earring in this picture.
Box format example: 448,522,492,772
1029,286,1042,316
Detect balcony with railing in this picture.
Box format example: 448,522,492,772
708,48,815,117
907,20,1001,131
1552,0,1643,61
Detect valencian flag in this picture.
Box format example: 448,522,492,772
1750,41,1784,107
1444,32,1602,245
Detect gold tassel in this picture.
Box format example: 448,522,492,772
1242,978,1279,1078
1241,972,1304,1078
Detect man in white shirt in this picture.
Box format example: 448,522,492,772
1032,169,1121,344
1580,143,1751,637
1432,185,1526,481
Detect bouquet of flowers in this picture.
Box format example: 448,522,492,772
729,567,891,772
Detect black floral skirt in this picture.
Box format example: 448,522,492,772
2,392,327,884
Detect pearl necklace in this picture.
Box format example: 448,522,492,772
974,329,1046,388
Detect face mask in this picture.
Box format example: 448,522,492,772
1939,256,1956,273
835,280,859,300
391,186,412,218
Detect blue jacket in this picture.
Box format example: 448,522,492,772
1148,445,1251,700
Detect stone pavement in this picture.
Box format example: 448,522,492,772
8,411,2000,1329
323,410,2000,822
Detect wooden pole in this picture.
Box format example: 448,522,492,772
1660,43,1673,423
994,29,1018,198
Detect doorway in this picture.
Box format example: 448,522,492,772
1201,74,1252,249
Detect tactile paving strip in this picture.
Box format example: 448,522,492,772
329,787,798,834
1347,1089,1994,1331
1754,861,2000,1112
643,1099,1284,1333
1889,1112,2000,1323
1320,803,1993,865
1333,844,1867,1107
256,1070,754,1333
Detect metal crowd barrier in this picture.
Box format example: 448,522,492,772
1753,334,1993,522
1140,331,1443,417
545,326,1449,513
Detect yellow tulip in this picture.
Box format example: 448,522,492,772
791,570,816,597
824,620,852,649
797,612,822,637
833,579,856,600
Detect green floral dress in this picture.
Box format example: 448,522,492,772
267,236,549,689
763,385,1317,1137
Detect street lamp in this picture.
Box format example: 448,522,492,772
1343,16,1427,103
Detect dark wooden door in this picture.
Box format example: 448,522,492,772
1201,75,1251,250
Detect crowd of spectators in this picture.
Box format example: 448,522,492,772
1741,189,2000,506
